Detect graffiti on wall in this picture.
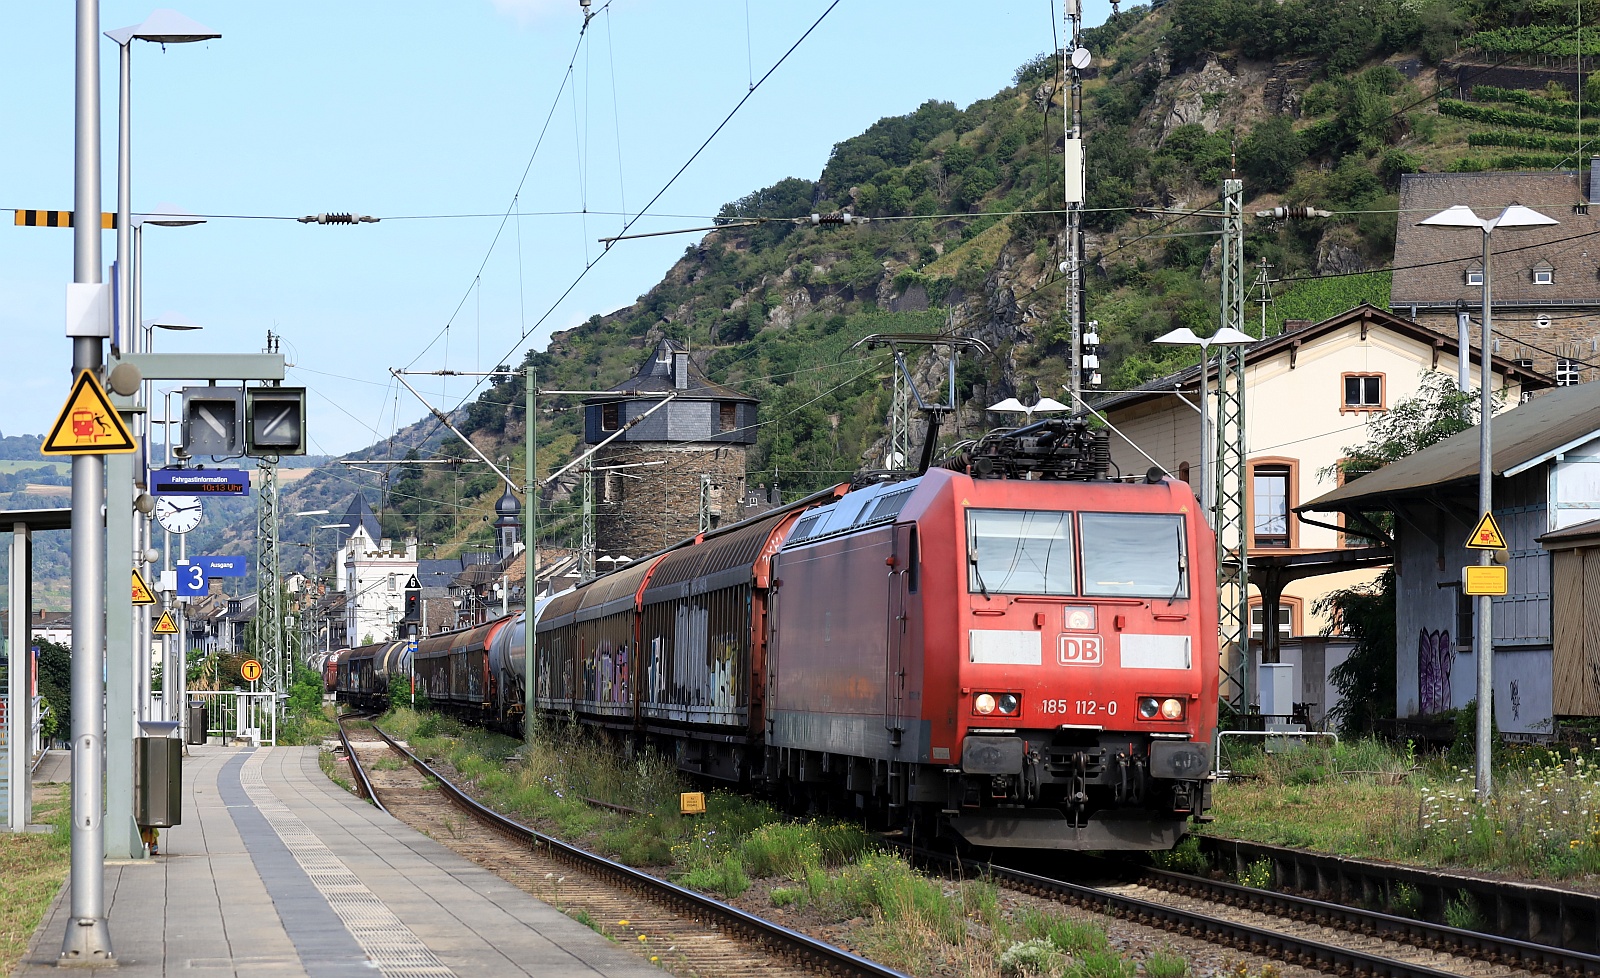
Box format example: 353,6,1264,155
1418,628,1453,715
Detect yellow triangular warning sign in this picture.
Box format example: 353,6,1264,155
41,370,136,455
132,569,156,606
1466,511,1508,550
153,610,179,635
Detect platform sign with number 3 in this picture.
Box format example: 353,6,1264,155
175,560,207,597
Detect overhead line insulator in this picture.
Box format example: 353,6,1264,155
298,212,380,225
810,212,865,225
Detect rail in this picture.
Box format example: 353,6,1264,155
1199,835,1600,956
334,714,386,813
357,720,909,978
1137,862,1600,978
895,842,1468,978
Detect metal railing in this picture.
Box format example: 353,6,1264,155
1216,728,1339,780
186,690,278,746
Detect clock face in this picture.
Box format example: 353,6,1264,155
155,495,203,534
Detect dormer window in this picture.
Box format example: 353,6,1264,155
1465,264,1484,287
1533,261,1554,285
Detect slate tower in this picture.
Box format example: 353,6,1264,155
583,339,758,557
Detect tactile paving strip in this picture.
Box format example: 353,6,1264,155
241,751,458,978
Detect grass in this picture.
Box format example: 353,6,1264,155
0,785,72,974
1206,738,1600,885
362,705,1197,977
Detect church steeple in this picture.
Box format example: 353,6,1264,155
494,485,520,558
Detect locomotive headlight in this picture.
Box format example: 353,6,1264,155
974,693,998,715
996,693,1021,716
1138,696,1186,721
1063,605,1096,630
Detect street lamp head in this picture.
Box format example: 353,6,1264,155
106,9,221,46
318,523,351,530
1210,326,1258,346
1490,204,1559,231
1418,203,1560,232
1030,397,1069,413
142,311,203,331
293,509,331,517
135,203,206,228
987,397,1028,413
1153,327,1202,346
1416,204,1486,229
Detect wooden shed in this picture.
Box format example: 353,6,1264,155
1539,519,1600,717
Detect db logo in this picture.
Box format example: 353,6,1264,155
1059,636,1103,667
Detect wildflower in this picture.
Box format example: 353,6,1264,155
639,934,649,942
618,920,629,927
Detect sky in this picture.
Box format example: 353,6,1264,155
1,1,1114,456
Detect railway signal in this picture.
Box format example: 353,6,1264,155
245,387,307,455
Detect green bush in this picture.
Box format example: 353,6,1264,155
679,854,750,899
997,938,1064,977
1145,950,1189,978
1237,858,1273,889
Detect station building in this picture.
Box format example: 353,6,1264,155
1302,380,1600,737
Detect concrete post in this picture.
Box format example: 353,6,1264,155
7,523,32,831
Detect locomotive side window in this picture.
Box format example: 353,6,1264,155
966,509,1075,595
907,526,920,592
1080,513,1188,599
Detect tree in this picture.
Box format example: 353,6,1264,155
1239,117,1305,193
1316,374,1480,734
36,638,72,744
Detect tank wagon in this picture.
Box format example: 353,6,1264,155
338,418,1220,849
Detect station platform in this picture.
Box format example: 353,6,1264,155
16,745,662,977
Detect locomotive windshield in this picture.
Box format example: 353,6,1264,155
966,509,1076,595
1080,512,1188,598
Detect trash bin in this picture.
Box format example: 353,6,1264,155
186,700,207,746
136,721,182,829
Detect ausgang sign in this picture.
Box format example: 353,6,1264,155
150,468,251,496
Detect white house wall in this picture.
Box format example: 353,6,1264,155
1105,321,1524,639
1552,435,1600,531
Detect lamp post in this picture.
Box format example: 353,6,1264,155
1418,203,1558,801
293,512,349,656
100,7,218,869
139,310,202,725
1151,326,1256,526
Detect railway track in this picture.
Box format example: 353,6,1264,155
331,714,1598,978
333,715,908,978
908,842,1600,978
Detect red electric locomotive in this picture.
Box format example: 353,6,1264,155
766,421,1217,849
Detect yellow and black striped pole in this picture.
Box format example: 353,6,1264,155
13,209,116,228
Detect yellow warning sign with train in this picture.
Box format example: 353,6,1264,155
41,370,136,455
